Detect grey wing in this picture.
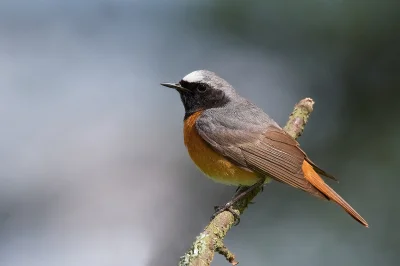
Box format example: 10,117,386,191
196,107,332,199
195,104,275,170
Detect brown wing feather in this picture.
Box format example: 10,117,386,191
240,126,328,199
262,126,338,181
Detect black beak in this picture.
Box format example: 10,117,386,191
160,82,191,93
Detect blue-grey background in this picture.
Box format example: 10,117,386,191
0,1,399,265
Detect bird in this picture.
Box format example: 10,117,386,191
161,70,368,227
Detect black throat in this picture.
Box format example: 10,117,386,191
182,92,230,121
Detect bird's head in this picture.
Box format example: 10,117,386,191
161,70,239,118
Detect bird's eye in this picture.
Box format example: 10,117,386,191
196,84,207,93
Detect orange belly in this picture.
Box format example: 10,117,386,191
183,111,261,186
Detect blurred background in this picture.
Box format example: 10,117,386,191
0,0,399,265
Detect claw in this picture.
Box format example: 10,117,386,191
211,203,241,225
210,177,266,226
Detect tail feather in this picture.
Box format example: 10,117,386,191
302,160,369,227
305,157,338,182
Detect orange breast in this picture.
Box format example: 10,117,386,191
183,111,260,186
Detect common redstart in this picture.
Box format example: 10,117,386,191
161,70,368,227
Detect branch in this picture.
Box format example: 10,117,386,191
179,98,315,266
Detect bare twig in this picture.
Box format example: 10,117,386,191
179,98,315,266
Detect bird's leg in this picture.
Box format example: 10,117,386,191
211,177,266,225
235,185,245,193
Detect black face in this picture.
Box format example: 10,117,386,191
178,79,230,119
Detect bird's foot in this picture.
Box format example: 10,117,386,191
211,203,240,226
210,179,265,226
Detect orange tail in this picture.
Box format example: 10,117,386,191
302,161,369,227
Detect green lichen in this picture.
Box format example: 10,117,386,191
179,232,209,266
